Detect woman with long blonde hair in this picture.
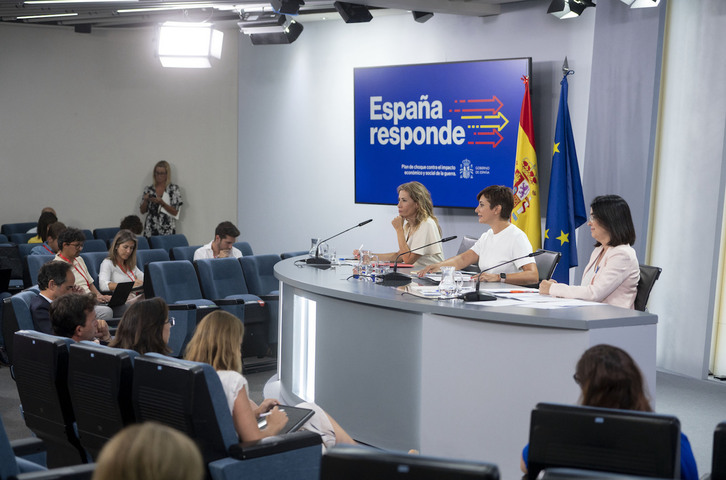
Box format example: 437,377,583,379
356,181,444,269
185,310,356,447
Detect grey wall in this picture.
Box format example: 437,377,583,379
237,1,596,258
0,23,239,245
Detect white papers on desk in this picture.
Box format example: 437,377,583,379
497,293,602,309
422,272,475,282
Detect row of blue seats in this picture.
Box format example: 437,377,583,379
8,329,506,480
9,329,323,479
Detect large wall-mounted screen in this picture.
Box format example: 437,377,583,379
354,57,532,209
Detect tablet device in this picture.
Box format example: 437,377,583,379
257,404,315,434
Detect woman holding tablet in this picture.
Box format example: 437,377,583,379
419,185,538,286
185,310,357,447
356,181,444,269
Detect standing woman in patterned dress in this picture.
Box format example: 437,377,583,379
140,160,183,237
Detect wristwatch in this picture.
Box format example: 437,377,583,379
500,273,507,283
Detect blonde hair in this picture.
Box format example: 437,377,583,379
397,181,441,233
153,160,172,188
93,422,203,480
184,310,244,373
108,229,138,270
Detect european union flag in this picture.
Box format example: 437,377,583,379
543,73,587,284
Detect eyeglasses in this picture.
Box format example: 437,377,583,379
154,170,167,176
166,317,175,327
69,242,84,249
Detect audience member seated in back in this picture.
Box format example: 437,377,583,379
92,422,204,480
119,215,144,235
184,310,356,448
108,297,171,355
193,221,243,260
31,221,66,256
418,185,538,286
54,227,113,320
520,344,698,480
50,293,111,343
99,229,144,299
26,206,56,236
30,261,77,334
27,210,58,244
539,195,640,309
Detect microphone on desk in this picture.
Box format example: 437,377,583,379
460,250,544,302
306,219,373,269
379,235,457,287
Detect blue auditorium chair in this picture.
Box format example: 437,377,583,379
1,290,38,364
79,251,107,287
68,342,138,460
0,414,95,480
132,353,322,480
146,260,218,327
239,255,281,344
17,244,36,259
170,245,202,261
1,222,36,236
135,235,150,250
25,254,55,287
195,258,270,358
9,233,33,244
80,239,107,253
92,227,119,243
233,241,254,257
149,234,189,253
0,234,8,243
135,249,170,298
13,330,89,468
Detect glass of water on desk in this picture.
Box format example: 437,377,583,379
439,266,458,298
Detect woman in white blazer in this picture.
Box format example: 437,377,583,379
540,195,640,309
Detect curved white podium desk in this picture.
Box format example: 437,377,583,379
274,258,657,479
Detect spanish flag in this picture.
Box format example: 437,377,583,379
511,75,541,250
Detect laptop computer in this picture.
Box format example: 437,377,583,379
257,404,315,434
104,281,136,308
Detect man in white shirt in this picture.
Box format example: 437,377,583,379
193,221,243,260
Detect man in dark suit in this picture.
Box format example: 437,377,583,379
30,261,76,334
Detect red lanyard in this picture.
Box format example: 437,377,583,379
42,244,54,254
119,264,136,282
58,254,91,289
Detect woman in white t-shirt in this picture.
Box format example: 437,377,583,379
356,181,445,269
185,310,357,448
419,185,538,286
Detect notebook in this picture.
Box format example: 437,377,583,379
257,404,315,434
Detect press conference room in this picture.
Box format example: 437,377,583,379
1,0,724,479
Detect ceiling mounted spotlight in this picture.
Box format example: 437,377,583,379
270,0,304,16
620,0,660,7
238,13,303,45
334,2,372,24
157,22,223,68
412,11,433,23
548,0,595,19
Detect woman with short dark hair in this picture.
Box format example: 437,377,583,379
540,195,639,308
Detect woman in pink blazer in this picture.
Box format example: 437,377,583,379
540,195,640,309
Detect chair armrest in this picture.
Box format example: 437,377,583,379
259,294,279,302
214,299,246,306
168,303,195,311
18,463,95,480
11,437,45,457
228,431,322,460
